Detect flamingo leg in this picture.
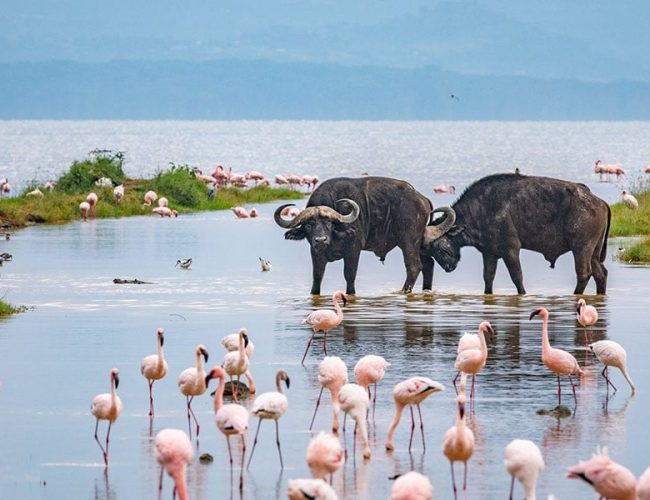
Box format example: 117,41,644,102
247,419,262,469
452,371,460,395
226,435,233,464
148,379,155,416
408,405,415,452
373,383,378,417
275,419,284,469
463,460,468,490
508,475,515,500
301,331,316,365
309,387,324,430
342,412,347,433
450,462,458,500
94,419,108,465
104,421,113,466
602,366,618,393
240,435,246,491
323,330,328,356
568,375,578,406
557,375,562,406
417,404,426,451
186,396,200,438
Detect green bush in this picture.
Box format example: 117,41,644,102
145,164,208,208
56,150,126,194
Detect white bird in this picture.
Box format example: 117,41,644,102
177,344,209,438
338,383,370,459
504,439,545,500
79,201,91,221
91,367,123,466
287,479,338,500
621,190,639,209
222,328,255,359
154,428,193,500
223,328,255,401
175,258,192,270
259,257,272,272
391,471,434,500
248,369,290,469
26,188,44,197
589,340,636,395
113,184,124,204
140,327,168,416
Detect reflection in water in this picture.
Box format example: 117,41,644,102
93,470,115,500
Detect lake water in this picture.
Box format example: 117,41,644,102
0,121,649,500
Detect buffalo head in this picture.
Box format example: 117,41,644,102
274,199,360,249
421,207,463,272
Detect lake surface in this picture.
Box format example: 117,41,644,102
0,121,649,499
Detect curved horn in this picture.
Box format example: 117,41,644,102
274,204,299,228
424,207,456,242
333,198,360,223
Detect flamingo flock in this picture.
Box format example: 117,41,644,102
88,291,643,499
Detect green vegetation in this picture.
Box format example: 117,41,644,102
0,152,304,228
0,299,24,317
610,181,650,263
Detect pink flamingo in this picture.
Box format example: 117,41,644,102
248,369,290,469
177,344,209,439
576,298,598,343
90,367,122,466
143,190,158,206
306,432,345,480
566,447,636,500
354,354,390,416
588,340,636,395
385,377,445,452
154,428,193,500
504,439,544,500
86,192,98,218
0,180,11,196
274,174,289,187
231,206,250,218
338,383,371,459
152,206,178,217
442,380,475,499
286,174,303,189
645,165,650,174
206,366,249,491
302,291,347,365
140,327,168,417
113,184,124,204
223,327,255,401
249,207,259,218
158,197,169,207
391,471,434,500
222,328,256,394
433,184,456,194
79,201,91,222
287,478,337,500
638,467,650,499
530,307,585,407
246,171,265,185
281,205,301,218
309,356,348,433
452,321,495,403
258,178,270,187
301,175,319,192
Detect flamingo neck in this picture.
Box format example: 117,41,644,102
157,337,164,363
110,376,117,407
173,468,189,500
478,327,488,356
333,294,343,320
214,375,225,413
275,373,284,394
238,333,245,360
621,365,636,394
540,315,551,354
196,351,205,379
522,477,537,500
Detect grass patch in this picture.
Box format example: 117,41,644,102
0,299,24,317
619,236,650,263
0,153,304,228
609,179,650,237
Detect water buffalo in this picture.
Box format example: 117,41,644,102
274,176,438,295
421,173,610,295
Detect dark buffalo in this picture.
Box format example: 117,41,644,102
422,173,610,294
274,176,438,295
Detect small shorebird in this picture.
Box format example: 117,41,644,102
175,258,192,270
259,257,272,272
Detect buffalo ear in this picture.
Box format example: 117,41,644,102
285,227,306,240
448,225,465,237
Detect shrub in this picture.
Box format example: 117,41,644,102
56,150,126,194
145,163,208,208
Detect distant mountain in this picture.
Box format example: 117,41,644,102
2,59,649,120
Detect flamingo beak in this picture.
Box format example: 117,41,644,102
114,373,120,389
159,333,164,347
285,376,291,390
205,370,215,386
200,348,209,363
459,400,465,419
243,334,249,348
529,309,541,320
341,294,348,306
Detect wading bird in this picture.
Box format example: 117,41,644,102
638,467,650,500
338,383,370,459
113,184,124,204
259,257,272,272
306,432,345,480
391,471,434,500
177,344,209,438
621,190,639,209
223,328,255,401
589,340,636,395
310,356,348,434
504,439,544,500
91,368,122,466
302,291,347,365
140,327,168,416
144,190,158,206
79,201,91,221
86,192,98,218
287,478,338,500
206,366,249,491
385,377,445,452
576,298,598,343
453,321,495,404
248,369,290,469
354,354,390,417
154,428,193,500
566,447,636,500
530,307,585,407
175,258,192,270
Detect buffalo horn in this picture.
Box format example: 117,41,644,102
274,199,360,228
274,203,300,228
424,207,456,241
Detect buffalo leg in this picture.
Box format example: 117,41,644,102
591,256,608,294
502,250,526,295
481,253,498,294
420,254,434,291
572,249,592,295
401,243,422,294
310,251,328,295
343,249,361,295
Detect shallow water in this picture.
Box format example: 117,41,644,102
0,201,648,499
